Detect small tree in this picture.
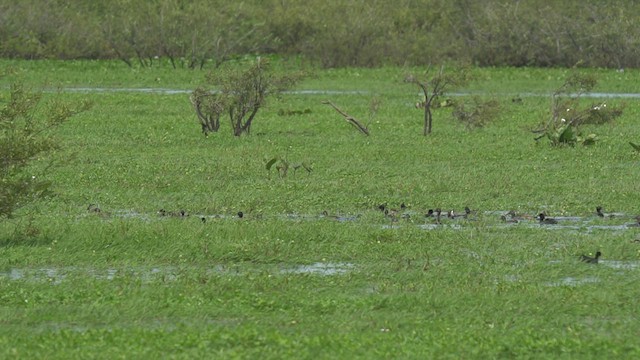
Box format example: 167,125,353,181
406,65,470,135
194,58,305,136
0,82,89,219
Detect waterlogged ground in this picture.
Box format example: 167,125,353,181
2,61,640,358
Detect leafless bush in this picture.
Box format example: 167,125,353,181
452,97,500,129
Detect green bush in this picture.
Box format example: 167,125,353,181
193,58,305,136
0,81,89,219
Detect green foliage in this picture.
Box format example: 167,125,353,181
198,58,305,136
0,82,89,219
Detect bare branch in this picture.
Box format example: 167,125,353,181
322,100,370,136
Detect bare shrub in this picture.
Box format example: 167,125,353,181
452,97,500,129
189,88,226,136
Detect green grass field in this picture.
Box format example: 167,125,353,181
1,59,640,358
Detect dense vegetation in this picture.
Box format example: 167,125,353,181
1,0,639,68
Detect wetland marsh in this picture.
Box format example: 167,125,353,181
1,60,640,358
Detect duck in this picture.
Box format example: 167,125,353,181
464,206,474,216
434,208,442,224
158,209,187,217
500,215,519,223
88,204,110,218
383,208,400,222
626,216,640,227
580,251,601,264
595,206,615,218
237,211,244,219
321,210,341,220
448,207,473,219
537,213,558,225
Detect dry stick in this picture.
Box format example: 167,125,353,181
321,101,370,136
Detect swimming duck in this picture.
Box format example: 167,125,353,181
158,209,187,217
580,251,601,264
237,211,244,219
537,213,558,224
321,210,341,220
448,207,473,219
435,208,442,224
464,206,473,216
87,204,102,213
500,215,519,223
595,206,616,218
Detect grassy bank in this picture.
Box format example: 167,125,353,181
1,60,640,358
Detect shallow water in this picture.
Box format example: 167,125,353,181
83,208,640,234
600,260,640,270
547,276,600,287
53,87,640,99
282,262,354,275
55,88,369,95
0,262,356,284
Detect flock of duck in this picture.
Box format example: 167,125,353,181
376,203,640,265
87,203,640,265
378,203,640,228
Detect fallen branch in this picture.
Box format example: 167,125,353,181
322,100,370,135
